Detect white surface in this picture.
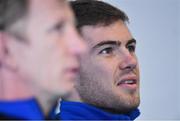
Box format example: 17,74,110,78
103,0,180,120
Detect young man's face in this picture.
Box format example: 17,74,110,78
7,0,86,96
76,20,140,113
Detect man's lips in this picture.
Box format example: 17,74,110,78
65,66,80,77
68,67,79,73
116,75,138,90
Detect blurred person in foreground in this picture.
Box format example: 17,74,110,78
0,0,86,119
57,0,140,120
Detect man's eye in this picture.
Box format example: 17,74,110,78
127,45,136,52
54,23,65,32
99,47,114,55
49,21,67,34
48,23,65,34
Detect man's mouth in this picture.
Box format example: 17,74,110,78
65,66,79,79
117,79,136,85
117,76,138,90
66,66,79,73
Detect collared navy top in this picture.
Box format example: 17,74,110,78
58,100,140,120
0,98,44,120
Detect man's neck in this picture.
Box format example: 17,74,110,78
62,88,83,102
34,88,59,117
59,100,140,120
0,70,33,100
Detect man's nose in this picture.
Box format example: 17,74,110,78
66,28,87,56
118,48,137,71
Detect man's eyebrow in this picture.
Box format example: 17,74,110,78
47,20,65,33
92,40,121,50
127,38,136,45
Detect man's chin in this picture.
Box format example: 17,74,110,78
111,98,140,114
122,100,140,113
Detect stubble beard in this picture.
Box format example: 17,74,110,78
75,72,140,114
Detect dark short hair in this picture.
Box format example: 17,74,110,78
0,0,28,31
70,0,129,29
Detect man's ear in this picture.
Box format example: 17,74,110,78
0,32,17,71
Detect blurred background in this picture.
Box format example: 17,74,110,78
103,0,180,120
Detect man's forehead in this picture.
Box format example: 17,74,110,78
28,0,66,12
80,22,133,48
27,0,71,26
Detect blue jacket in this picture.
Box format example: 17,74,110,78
0,98,56,120
57,100,140,120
